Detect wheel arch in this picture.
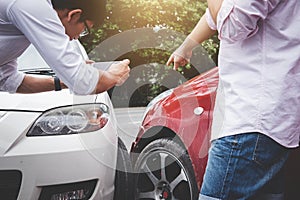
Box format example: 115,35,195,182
131,126,187,163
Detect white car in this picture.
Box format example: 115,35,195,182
0,41,132,200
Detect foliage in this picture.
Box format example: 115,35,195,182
81,0,218,60
80,0,219,107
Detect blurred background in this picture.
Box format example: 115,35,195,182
80,0,219,108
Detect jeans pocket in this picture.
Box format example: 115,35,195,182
252,134,288,168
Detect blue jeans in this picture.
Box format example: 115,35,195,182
199,132,290,200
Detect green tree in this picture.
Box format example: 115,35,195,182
82,0,218,61
80,0,219,107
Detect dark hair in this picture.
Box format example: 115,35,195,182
51,0,107,26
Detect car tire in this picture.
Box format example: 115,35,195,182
133,138,199,200
113,137,134,200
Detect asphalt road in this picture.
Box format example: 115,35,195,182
114,107,146,151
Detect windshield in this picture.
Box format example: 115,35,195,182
18,40,88,71
18,45,49,70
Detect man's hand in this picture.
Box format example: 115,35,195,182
94,59,130,93
107,59,130,86
166,51,192,71
166,13,217,71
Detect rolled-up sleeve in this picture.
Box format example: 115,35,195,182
217,0,283,42
0,60,25,93
72,62,99,95
205,8,217,30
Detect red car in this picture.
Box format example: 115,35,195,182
130,66,300,200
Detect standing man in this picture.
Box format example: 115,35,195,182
0,0,130,94
168,0,300,199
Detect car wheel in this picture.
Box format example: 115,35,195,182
133,138,199,200
113,137,133,200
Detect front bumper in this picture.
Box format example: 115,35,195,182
0,111,118,200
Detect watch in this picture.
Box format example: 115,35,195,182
54,77,62,91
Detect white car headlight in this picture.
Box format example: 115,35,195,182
27,103,109,136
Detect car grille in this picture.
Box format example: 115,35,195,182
0,170,22,200
38,179,97,200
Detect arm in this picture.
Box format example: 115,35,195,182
207,0,223,24
187,13,217,46
93,59,130,94
16,60,130,94
16,75,67,93
167,14,216,70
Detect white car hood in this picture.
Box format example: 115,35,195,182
0,89,96,111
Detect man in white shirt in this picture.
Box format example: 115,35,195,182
168,0,300,199
0,0,130,95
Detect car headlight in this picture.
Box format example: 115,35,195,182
27,103,109,136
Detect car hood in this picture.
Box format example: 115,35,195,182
153,67,219,111
0,89,96,112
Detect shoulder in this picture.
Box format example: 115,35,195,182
7,0,53,16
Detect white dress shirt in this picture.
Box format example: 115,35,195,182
0,0,99,94
207,0,300,147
